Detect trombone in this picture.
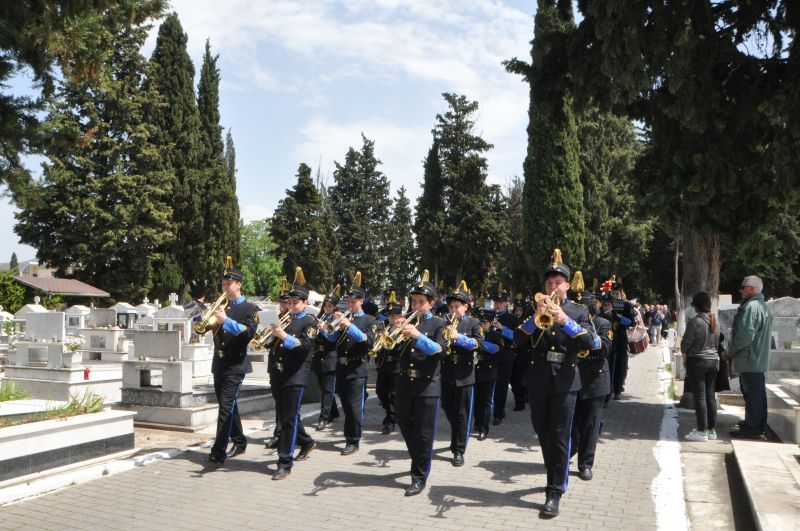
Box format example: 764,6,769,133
250,311,292,351
192,293,229,335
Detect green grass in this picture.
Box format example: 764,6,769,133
0,381,28,402
668,378,677,401
0,392,104,428
664,362,673,373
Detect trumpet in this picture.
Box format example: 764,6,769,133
192,293,229,335
441,313,459,342
250,311,292,351
324,311,352,334
370,311,419,354
533,290,560,330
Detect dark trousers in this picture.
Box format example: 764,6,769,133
441,384,474,454
473,380,496,435
277,385,314,469
528,383,578,495
337,376,366,444
686,357,719,431
739,371,767,435
493,361,513,419
612,344,629,394
313,367,339,422
570,395,605,470
510,357,529,408
396,394,439,482
376,371,398,426
270,378,281,438
211,372,246,460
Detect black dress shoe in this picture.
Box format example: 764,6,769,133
540,492,560,517
226,445,246,459
477,431,487,441
207,453,224,465
341,443,360,455
405,479,426,496
296,441,316,461
579,468,593,481
382,424,395,435
316,420,328,431
492,417,502,426
264,436,279,449
272,467,291,480
452,452,465,467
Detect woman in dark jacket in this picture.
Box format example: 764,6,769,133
681,292,719,441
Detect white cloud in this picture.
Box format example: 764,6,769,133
240,204,272,223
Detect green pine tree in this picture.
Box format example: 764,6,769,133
147,13,205,297
270,163,331,289
240,220,283,297
495,176,534,296
329,135,392,291
385,187,416,292
413,139,446,283
14,14,175,301
506,0,585,285
224,129,242,264
197,40,240,292
9,253,18,273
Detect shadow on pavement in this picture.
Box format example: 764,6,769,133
475,459,545,483
427,484,545,518
178,449,269,478
304,470,408,497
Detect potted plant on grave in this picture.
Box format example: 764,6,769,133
63,334,85,367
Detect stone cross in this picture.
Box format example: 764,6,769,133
168,293,179,306
34,295,41,304
143,297,149,305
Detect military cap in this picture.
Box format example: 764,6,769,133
409,269,437,299
221,256,243,282
447,280,470,304
288,266,309,300
543,248,571,281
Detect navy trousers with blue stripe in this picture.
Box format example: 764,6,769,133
277,385,313,469
396,394,439,482
337,376,366,444
528,384,578,495
442,384,474,454
211,373,246,460
473,380,496,435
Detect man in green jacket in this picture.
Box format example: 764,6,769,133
728,275,773,439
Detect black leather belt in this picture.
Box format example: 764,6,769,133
338,356,364,365
476,354,490,362
447,354,474,364
578,352,605,362
401,368,431,380
533,351,565,363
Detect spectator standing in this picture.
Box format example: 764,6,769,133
728,276,773,439
681,292,719,441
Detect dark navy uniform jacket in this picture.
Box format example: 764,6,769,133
577,315,613,399
495,308,518,364
211,296,259,375
377,334,402,375
441,315,483,387
396,312,447,398
515,300,596,393
314,312,338,373
268,309,317,388
600,299,635,349
322,312,376,380
476,328,501,383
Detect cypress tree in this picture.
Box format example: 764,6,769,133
495,176,534,295
197,40,239,291
506,0,585,284
413,139,446,283
223,129,242,264
147,13,205,297
14,15,174,301
270,163,330,289
386,187,416,292
329,135,392,290
9,253,18,273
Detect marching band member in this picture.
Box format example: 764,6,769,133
491,285,518,425
474,307,500,440
268,268,319,480
395,270,447,496
569,272,613,481
515,249,596,517
375,291,404,434
312,286,341,431
265,278,290,449
441,281,483,467
208,258,259,465
598,276,635,400
323,272,375,456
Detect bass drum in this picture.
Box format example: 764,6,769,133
627,325,650,354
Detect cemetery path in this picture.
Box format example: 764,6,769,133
0,347,676,530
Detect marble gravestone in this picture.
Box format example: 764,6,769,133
88,308,117,328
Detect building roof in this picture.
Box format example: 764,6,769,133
14,276,110,298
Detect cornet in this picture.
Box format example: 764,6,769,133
324,311,352,334
533,290,560,330
192,293,229,335
442,313,459,342
250,311,292,351
370,310,419,355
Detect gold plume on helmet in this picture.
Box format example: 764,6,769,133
387,291,399,304
457,280,468,293
293,266,306,286
572,271,585,292
225,256,234,269
419,269,430,286
552,248,563,268
333,284,341,297
279,277,289,294
352,271,362,288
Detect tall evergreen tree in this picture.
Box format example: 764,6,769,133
329,135,392,290
413,139,446,282
431,93,508,288
147,13,205,297
386,187,416,292
14,14,174,301
197,40,239,291
506,0,585,284
495,177,533,295
270,163,330,289
9,252,18,273
223,129,241,264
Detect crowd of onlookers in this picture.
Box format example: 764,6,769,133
635,303,673,345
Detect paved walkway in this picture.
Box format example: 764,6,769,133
0,347,669,530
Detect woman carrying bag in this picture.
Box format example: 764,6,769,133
681,292,720,442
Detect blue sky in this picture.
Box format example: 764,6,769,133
1,0,537,263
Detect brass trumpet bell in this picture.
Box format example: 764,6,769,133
192,293,229,335
533,290,560,330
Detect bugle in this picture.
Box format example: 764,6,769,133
192,293,229,335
